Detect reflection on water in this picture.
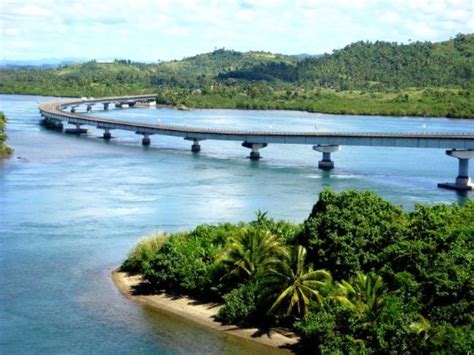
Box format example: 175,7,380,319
0,94,472,353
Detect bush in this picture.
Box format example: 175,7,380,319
383,201,474,325
144,231,221,297
216,281,261,326
299,189,407,280
121,232,168,273
294,303,355,354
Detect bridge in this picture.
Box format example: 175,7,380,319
39,95,474,191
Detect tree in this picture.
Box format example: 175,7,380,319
264,245,331,317
300,189,407,280
334,272,386,325
217,227,285,281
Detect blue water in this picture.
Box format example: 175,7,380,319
1,94,472,354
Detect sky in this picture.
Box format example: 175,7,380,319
0,0,473,62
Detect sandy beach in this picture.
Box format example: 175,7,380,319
112,271,299,352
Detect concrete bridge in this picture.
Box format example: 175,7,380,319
39,95,474,191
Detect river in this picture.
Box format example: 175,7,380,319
0,94,472,354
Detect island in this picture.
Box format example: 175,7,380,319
115,189,473,353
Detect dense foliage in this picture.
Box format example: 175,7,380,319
1,35,473,117
0,112,13,158
122,189,473,353
222,34,474,90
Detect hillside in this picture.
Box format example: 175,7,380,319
219,33,474,90
0,34,472,118
0,50,296,96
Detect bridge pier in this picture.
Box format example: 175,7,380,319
41,118,63,131
70,107,76,113
185,138,202,153
65,122,87,135
438,149,474,191
313,145,340,170
115,103,122,108
191,139,202,153
86,105,92,113
103,103,109,110
103,128,112,140
140,133,151,146
242,142,267,160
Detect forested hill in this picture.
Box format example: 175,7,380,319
0,50,296,96
1,34,472,95
220,33,474,90
1,34,473,118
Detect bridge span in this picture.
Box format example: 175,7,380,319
39,95,474,191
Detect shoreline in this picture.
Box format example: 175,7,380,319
112,270,299,352
0,92,471,119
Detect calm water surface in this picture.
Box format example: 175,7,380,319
0,94,472,353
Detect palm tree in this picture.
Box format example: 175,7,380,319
217,227,285,281
409,315,434,341
264,245,332,318
334,272,386,324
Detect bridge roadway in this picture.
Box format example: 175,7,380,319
39,95,474,191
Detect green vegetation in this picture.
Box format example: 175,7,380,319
122,189,473,353
1,34,473,117
0,112,13,158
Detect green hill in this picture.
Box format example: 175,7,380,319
219,33,474,90
0,49,296,96
0,34,472,117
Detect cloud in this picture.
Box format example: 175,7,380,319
1,0,473,61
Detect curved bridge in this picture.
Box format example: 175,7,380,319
39,95,474,191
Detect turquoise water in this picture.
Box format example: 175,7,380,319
0,94,472,354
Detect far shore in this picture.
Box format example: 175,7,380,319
112,270,299,352
1,92,471,119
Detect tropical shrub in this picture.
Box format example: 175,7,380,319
216,281,261,326
121,232,169,273
300,189,407,280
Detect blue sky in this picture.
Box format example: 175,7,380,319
1,0,473,61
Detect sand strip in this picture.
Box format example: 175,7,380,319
112,271,299,351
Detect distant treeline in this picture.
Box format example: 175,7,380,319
0,34,472,117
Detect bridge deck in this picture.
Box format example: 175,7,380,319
39,96,474,149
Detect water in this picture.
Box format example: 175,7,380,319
0,94,472,354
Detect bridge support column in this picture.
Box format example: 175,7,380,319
65,123,87,135
115,103,122,108
313,145,340,170
185,138,203,153
103,103,109,110
141,133,151,146
438,149,474,191
70,107,76,113
103,128,112,140
192,139,201,153
86,105,92,113
242,142,268,160
41,118,63,131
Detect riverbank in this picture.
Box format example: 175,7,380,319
112,270,299,352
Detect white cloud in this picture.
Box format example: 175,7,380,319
1,0,473,60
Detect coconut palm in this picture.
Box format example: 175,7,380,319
218,227,286,280
264,245,332,317
334,272,386,323
409,315,434,341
